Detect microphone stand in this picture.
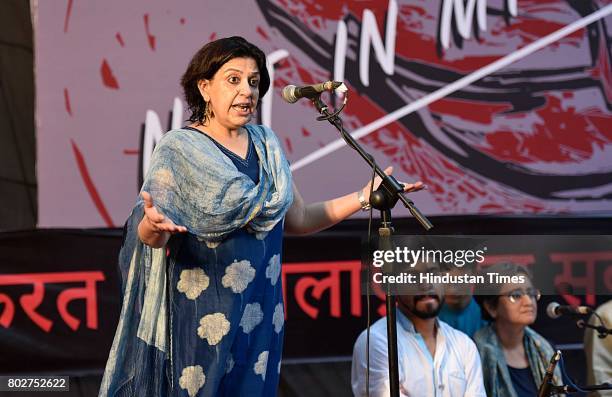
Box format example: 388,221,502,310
309,95,433,397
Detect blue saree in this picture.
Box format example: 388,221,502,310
99,124,293,397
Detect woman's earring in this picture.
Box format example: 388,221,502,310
205,101,214,121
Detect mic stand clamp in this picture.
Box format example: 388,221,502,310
309,94,433,397
577,319,612,338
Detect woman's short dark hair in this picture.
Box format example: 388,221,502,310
181,36,271,124
473,262,533,321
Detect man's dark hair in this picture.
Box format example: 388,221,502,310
180,36,271,124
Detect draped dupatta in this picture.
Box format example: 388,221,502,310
474,324,564,397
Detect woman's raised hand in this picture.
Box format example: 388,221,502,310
361,166,425,203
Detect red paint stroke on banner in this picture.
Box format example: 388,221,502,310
209,32,217,41
483,95,611,163
100,59,119,89
589,35,612,104
123,149,140,155
64,88,72,116
428,98,512,124
278,1,343,31
115,32,125,47
301,128,311,137
256,26,269,40
585,110,612,142
144,14,156,51
71,140,115,227
285,137,293,154
63,0,73,33
180,17,186,25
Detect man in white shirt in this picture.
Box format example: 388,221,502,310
351,260,486,397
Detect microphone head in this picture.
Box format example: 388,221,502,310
281,85,298,104
546,302,561,319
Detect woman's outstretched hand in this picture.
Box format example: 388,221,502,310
141,191,188,234
361,166,425,203
138,191,187,247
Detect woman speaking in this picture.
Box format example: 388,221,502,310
99,36,423,397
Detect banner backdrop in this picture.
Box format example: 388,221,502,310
35,0,612,227
0,228,610,373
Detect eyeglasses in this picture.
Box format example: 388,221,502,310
503,288,541,303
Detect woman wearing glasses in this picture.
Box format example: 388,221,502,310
473,262,562,397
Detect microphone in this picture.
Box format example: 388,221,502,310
281,81,345,103
546,302,592,319
537,350,561,397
